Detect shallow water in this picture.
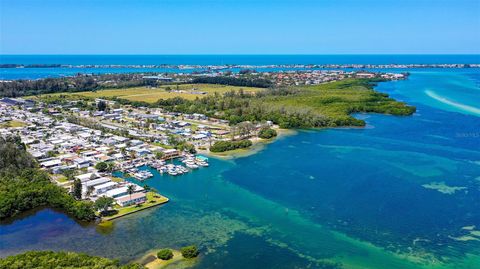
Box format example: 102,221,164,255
1,69,480,269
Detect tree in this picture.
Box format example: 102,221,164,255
95,162,108,172
154,151,164,160
143,184,151,192
0,251,146,269
127,185,136,201
209,140,252,152
156,249,173,260
86,185,95,197
0,137,96,222
62,169,76,181
106,162,115,172
97,100,107,111
94,196,114,214
180,245,199,258
73,179,82,200
258,127,277,139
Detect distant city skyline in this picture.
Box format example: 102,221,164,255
1,0,479,55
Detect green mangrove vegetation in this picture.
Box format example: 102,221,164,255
156,249,174,260
209,140,253,152
151,78,415,128
0,251,145,269
258,127,278,139
180,245,200,259
0,136,96,222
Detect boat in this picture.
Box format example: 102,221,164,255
132,170,153,181
186,162,199,169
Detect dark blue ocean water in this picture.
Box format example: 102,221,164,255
1,54,479,80
0,57,479,269
2,54,479,65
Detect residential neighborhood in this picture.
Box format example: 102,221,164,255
0,96,220,217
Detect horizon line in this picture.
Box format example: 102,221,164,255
1,53,479,56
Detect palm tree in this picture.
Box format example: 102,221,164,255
127,184,136,202
106,162,115,173
86,185,95,198
143,184,151,192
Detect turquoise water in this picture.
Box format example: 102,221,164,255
1,68,480,269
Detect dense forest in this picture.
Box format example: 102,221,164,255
0,136,96,221
210,140,253,152
0,251,145,269
153,79,416,128
0,73,157,97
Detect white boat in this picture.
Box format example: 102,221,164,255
196,161,209,167
186,162,199,169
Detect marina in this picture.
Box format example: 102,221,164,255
120,155,210,180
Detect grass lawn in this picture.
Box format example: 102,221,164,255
0,120,27,128
102,192,169,221
39,84,263,103
110,177,125,183
52,174,69,183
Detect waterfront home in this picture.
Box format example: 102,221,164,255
115,192,147,207
105,186,130,198
162,148,180,159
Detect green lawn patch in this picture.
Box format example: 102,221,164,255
102,192,169,221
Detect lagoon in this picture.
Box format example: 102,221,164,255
1,68,480,269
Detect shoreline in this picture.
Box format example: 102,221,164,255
198,128,298,160
135,249,198,269
101,192,169,222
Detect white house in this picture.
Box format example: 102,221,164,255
115,192,147,207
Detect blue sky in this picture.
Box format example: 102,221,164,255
1,0,479,54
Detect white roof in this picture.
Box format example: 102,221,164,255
40,159,62,167
192,134,207,139
83,177,111,187
75,173,97,182
74,158,90,164
93,181,117,190
105,186,128,197
113,136,129,142
115,192,146,203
